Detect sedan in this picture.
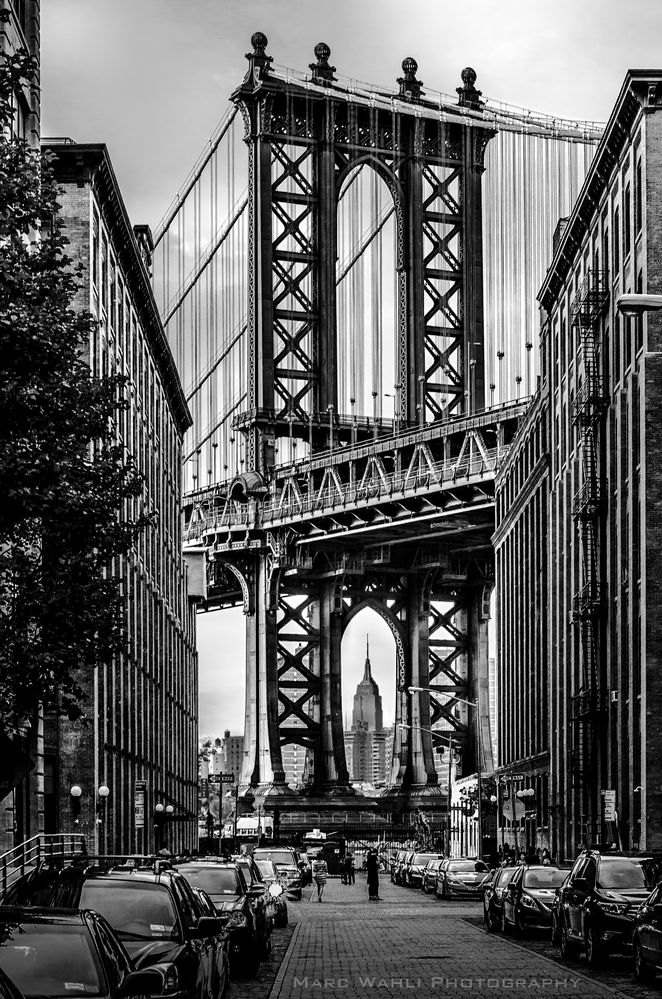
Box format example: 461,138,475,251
177,860,271,974
436,859,491,900
483,866,518,931
0,908,163,999
501,865,567,934
253,860,288,928
421,860,445,894
632,882,662,982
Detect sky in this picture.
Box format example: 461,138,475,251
41,0,662,736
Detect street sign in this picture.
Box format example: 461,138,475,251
501,773,525,781
134,780,146,829
208,774,221,787
602,789,616,821
501,798,525,822
220,774,235,783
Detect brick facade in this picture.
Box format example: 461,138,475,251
496,70,662,860
41,143,198,855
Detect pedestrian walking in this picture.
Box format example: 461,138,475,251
311,852,328,902
366,848,380,901
347,851,355,885
340,854,348,885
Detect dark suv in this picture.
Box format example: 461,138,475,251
177,860,271,973
252,848,302,899
555,850,662,966
2,858,229,998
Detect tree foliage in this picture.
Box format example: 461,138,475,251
0,52,148,729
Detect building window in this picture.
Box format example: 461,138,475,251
624,184,631,259
11,0,27,33
613,208,620,276
635,160,642,235
101,236,108,313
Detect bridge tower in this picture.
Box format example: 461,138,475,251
211,35,499,818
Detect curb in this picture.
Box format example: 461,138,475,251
268,920,304,999
463,919,629,998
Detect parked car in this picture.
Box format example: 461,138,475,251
253,859,288,928
390,850,408,884
630,882,662,981
0,967,24,999
0,907,165,999
555,850,662,966
422,860,445,894
403,853,444,889
176,859,271,972
234,854,286,930
483,866,518,931
501,865,566,934
253,848,302,899
436,858,491,900
2,858,230,996
394,851,415,887
297,853,313,886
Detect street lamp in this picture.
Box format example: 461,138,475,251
70,784,82,825
616,293,662,316
398,722,459,856
96,785,110,825
408,686,485,860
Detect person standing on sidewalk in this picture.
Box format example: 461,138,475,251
347,851,355,885
366,848,380,901
311,852,328,902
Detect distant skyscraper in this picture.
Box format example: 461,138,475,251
345,638,389,785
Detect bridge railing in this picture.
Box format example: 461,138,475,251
186,443,509,539
0,833,87,897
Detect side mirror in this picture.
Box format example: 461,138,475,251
122,969,165,996
268,882,284,899
195,916,223,937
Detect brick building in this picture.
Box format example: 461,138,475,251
1,0,39,144
495,69,662,859
42,141,199,854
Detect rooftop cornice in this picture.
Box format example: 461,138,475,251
43,142,192,436
538,70,662,312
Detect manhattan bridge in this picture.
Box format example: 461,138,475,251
152,35,602,822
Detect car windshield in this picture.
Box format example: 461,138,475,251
255,861,277,879
598,858,662,890
413,854,438,865
178,865,243,895
498,868,517,886
0,922,106,998
449,861,489,873
523,868,566,889
254,851,295,866
79,882,177,940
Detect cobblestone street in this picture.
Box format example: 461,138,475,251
232,877,638,999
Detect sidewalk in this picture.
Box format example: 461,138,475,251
266,877,626,999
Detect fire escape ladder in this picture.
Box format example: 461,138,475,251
569,269,609,748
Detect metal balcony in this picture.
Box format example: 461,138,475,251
571,380,608,424
572,686,604,719
572,478,605,518
571,584,603,620
571,270,610,328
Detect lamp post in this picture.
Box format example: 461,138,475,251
69,784,82,827
516,787,535,858
408,686,485,860
398,722,458,856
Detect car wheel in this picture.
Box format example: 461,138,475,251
484,904,495,933
500,908,510,934
634,939,656,983
584,925,604,968
560,919,580,960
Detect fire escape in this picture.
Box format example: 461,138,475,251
570,270,609,782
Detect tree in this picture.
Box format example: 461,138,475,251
0,52,148,737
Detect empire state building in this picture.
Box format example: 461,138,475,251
344,637,390,785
